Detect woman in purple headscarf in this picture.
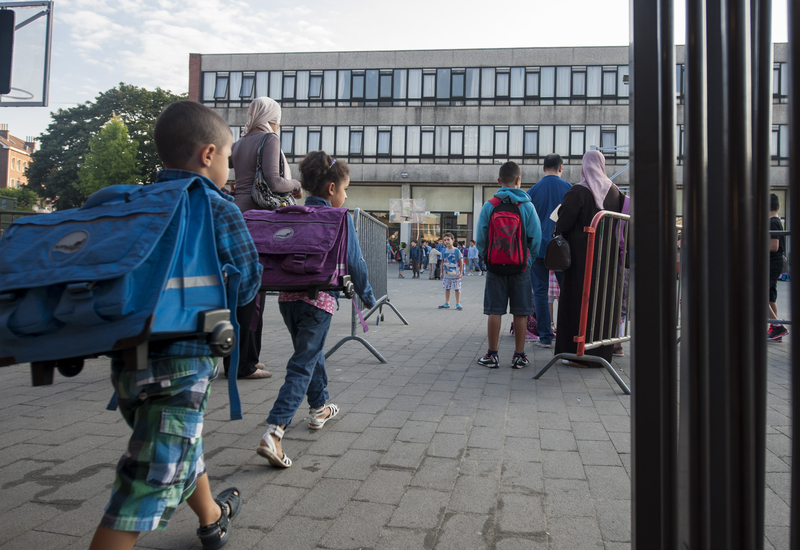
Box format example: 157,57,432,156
553,150,626,365
224,97,302,380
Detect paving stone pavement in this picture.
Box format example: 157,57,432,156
0,272,791,549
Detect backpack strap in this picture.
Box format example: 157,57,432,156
489,197,502,207
221,263,243,421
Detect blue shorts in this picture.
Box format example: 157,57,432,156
483,270,533,316
100,356,216,532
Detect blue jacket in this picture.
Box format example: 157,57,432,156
476,187,542,267
304,196,376,308
409,244,422,261
527,175,572,258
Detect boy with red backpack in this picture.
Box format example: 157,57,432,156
476,161,541,369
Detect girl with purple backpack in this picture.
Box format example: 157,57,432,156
257,151,376,468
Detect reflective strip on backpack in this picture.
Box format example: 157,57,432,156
165,275,220,289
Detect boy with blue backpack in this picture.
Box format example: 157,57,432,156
476,161,541,369
89,101,262,550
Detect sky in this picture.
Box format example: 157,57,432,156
0,0,790,141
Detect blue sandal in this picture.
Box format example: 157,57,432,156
197,487,242,550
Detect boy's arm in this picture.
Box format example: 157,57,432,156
526,203,542,261
212,199,262,306
475,202,491,257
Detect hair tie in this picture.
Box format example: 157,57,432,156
330,158,336,168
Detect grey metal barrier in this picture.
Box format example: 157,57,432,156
326,208,407,362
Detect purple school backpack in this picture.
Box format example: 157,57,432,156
244,205,354,299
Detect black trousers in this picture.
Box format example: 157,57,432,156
223,290,264,378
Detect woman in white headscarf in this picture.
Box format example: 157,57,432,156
553,150,626,365
225,97,302,380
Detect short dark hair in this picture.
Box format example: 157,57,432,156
771,193,780,211
298,151,350,196
543,153,563,172
153,101,232,167
498,161,521,185
444,232,455,240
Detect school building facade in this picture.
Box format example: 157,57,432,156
188,44,790,246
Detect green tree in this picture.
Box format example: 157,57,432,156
77,115,139,196
0,186,40,211
27,83,186,209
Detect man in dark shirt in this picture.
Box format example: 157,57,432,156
768,193,788,341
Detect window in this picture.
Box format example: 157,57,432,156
526,69,539,97
509,126,523,156
437,69,451,99
524,130,538,156
309,74,322,99
617,126,630,157
539,126,554,157
587,67,602,97
496,70,510,97
296,71,310,100
452,70,465,98
352,72,365,99
229,73,242,103
479,126,494,156
350,129,363,155
408,69,422,99
256,72,269,97
281,130,293,154
435,126,449,156
364,126,378,155
393,69,407,99
602,130,617,152
392,127,405,156
556,67,571,97
308,129,321,152
495,128,508,156
240,73,255,99
421,128,434,155
602,68,617,96
203,73,216,101
338,70,351,100
283,74,296,99
450,129,464,155
214,74,229,99
570,129,585,156
378,129,391,155
555,126,570,156
407,126,421,156
540,67,555,98
322,127,335,153
323,70,337,100
269,71,282,100
336,126,349,156
510,68,525,98
617,65,629,97
365,70,379,100
586,126,601,150
380,72,393,99
423,72,436,98
465,68,480,98
572,69,586,96
294,127,307,156
481,68,495,98
464,126,479,156
676,64,684,97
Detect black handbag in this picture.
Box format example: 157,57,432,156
544,225,571,271
250,133,296,210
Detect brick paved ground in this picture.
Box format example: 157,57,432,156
0,271,791,549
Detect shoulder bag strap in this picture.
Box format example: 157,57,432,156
255,133,284,180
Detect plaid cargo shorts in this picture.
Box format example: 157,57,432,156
99,356,216,532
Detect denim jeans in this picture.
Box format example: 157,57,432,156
469,258,481,271
267,301,332,427
531,257,562,344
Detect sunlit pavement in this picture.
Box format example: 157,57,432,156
0,272,790,549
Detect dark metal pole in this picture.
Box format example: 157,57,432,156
678,0,711,547
750,0,772,547
704,0,733,546
724,0,758,547
788,0,800,546
630,0,677,547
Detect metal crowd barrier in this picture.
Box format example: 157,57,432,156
326,208,407,362
533,210,675,395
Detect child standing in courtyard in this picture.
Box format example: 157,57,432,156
438,232,464,310
257,151,376,469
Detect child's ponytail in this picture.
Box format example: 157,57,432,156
298,151,350,196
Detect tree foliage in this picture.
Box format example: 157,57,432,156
77,115,139,196
27,83,186,209
0,186,40,211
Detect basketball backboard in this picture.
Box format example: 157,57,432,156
0,1,53,107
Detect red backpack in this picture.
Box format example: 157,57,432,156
485,196,528,275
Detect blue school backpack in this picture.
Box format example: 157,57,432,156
0,179,245,420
